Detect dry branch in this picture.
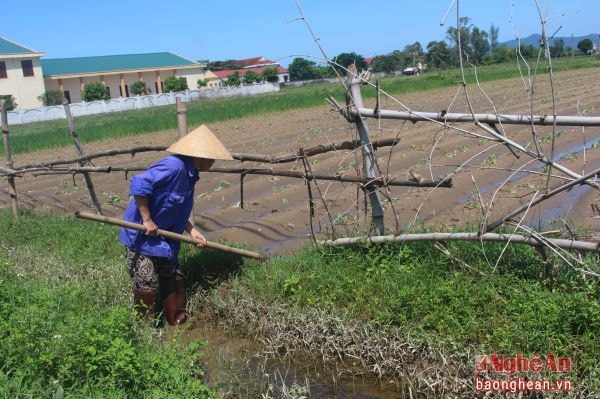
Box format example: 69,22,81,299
232,137,400,164
64,102,101,214
12,137,401,172
319,233,600,254
6,164,453,188
16,146,168,170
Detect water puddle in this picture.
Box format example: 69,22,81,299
526,184,594,229
456,135,600,216
176,324,405,398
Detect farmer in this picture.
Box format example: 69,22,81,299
118,124,233,325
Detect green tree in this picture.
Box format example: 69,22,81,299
371,50,410,73
577,38,594,54
489,24,500,52
225,72,241,86
550,38,565,58
482,45,513,64
471,27,490,64
38,90,64,106
403,42,424,66
163,76,188,92
130,81,149,96
404,41,424,55
288,57,320,81
313,65,334,78
371,55,396,73
426,41,451,68
332,52,368,74
82,82,110,101
0,94,17,110
446,17,473,64
261,67,279,83
197,78,207,88
207,60,241,71
242,70,260,84
517,44,537,58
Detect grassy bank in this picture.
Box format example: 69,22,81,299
4,56,600,156
1,211,599,396
230,239,600,394
0,211,215,398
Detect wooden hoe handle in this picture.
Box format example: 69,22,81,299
74,211,266,261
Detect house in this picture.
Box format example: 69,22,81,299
0,36,211,109
211,56,289,85
213,66,289,84
0,37,46,109
42,52,207,104
201,70,221,88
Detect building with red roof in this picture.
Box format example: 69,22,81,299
208,56,289,85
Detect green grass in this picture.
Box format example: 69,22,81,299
238,240,600,388
0,211,215,398
3,56,599,156
1,211,599,394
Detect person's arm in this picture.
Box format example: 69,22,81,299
185,220,208,248
135,195,159,236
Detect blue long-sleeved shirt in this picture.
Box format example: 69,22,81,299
118,155,199,260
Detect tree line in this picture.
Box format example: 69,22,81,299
288,19,596,81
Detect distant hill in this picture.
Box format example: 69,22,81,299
502,33,599,48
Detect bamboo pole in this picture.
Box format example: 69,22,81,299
1,100,18,218
176,97,188,138
319,233,600,253
348,65,385,234
64,102,102,215
210,167,452,188
74,211,266,260
355,107,600,127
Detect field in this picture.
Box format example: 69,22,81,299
2,63,600,397
2,65,600,254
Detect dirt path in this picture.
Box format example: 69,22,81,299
3,68,600,254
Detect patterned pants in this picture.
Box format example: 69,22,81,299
124,248,180,290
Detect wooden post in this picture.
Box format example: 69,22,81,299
240,172,245,209
156,71,163,94
176,97,188,138
347,65,385,234
175,99,199,225
119,74,126,97
1,100,18,218
63,101,102,215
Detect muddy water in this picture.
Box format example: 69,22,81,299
175,324,405,398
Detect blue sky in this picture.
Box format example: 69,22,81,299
3,1,599,66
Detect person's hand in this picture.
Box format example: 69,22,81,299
190,228,208,248
142,218,159,236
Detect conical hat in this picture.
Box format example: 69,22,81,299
167,124,234,160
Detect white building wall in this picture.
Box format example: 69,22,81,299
175,67,205,90
0,57,45,108
43,67,207,102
